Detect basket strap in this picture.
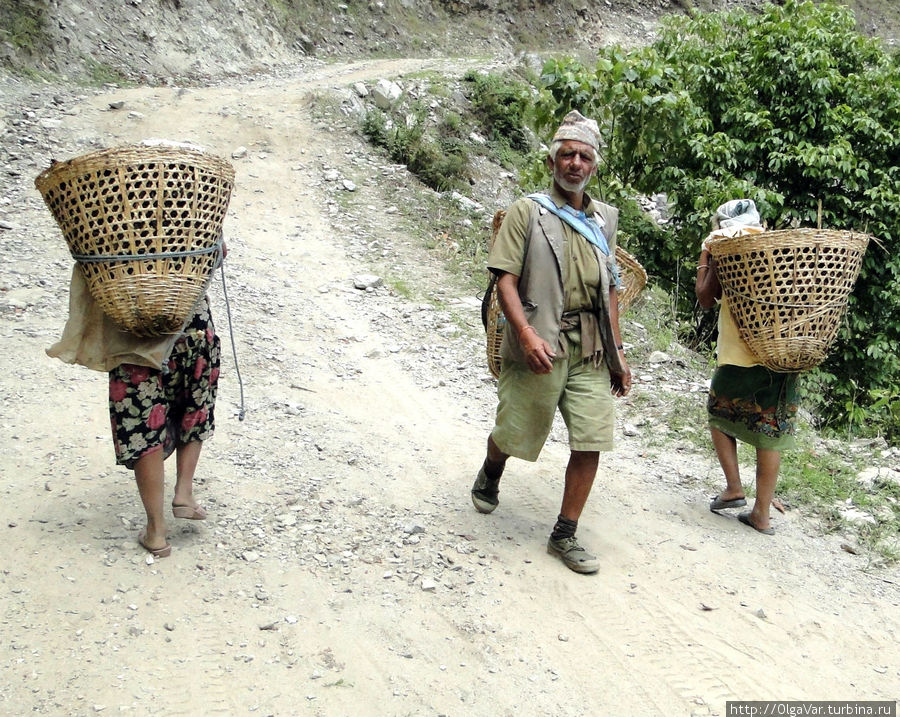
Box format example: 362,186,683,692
217,258,246,422
726,289,848,310
70,240,223,263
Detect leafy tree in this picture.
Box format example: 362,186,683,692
533,0,900,439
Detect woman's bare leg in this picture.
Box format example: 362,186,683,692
710,428,745,500
747,448,781,530
134,450,167,549
173,440,204,511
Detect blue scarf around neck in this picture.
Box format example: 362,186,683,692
528,192,620,286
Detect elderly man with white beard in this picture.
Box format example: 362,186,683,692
471,110,632,574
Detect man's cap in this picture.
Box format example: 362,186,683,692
551,110,600,151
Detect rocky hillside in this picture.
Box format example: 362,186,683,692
3,0,899,83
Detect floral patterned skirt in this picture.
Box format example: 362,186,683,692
108,300,221,469
707,364,798,451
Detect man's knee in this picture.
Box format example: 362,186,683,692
568,450,600,473
570,449,600,461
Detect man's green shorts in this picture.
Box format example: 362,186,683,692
491,341,615,462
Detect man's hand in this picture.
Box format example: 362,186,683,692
610,362,632,396
519,325,556,374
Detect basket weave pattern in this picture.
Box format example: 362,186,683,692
486,209,647,379
707,228,869,372
35,145,235,336
615,247,647,314
486,212,507,379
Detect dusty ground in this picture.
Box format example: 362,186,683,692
1,59,899,716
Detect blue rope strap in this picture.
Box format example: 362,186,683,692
71,240,223,263
217,259,246,422
528,193,621,287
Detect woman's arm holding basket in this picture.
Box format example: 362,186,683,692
695,248,722,310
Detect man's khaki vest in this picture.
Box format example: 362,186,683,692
500,196,626,376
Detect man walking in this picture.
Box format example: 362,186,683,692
472,110,632,574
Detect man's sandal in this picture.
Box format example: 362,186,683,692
546,535,600,574
471,468,500,514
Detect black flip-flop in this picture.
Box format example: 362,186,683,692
709,495,747,512
738,511,774,535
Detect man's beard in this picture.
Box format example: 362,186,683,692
555,171,592,194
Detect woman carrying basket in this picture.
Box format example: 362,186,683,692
695,200,799,535
48,252,225,559
108,294,221,558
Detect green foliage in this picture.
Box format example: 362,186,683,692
463,70,532,152
386,275,413,299
534,0,900,439
778,442,863,505
82,57,131,87
626,283,687,357
362,106,470,192
776,438,900,561
0,0,49,60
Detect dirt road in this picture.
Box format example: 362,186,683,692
1,60,898,716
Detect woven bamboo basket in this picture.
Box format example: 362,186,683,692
615,245,648,313
35,144,235,336
706,228,869,372
485,211,507,379
486,209,648,378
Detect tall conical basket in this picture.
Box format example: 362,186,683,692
35,144,235,336
706,228,869,372
485,209,647,379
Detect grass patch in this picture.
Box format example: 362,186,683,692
0,0,54,75
0,2,48,55
362,105,471,192
410,192,490,294
386,276,414,300
778,438,900,561
637,390,708,450
82,57,132,87
625,283,694,362
11,65,56,82
778,440,865,506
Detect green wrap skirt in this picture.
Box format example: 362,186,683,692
707,364,798,451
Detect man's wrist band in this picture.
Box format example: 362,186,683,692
697,264,709,271
519,325,536,339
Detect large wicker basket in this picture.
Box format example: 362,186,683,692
485,209,647,379
35,144,235,336
706,228,869,372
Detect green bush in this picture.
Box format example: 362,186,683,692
0,0,49,63
463,70,532,152
362,107,471,192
